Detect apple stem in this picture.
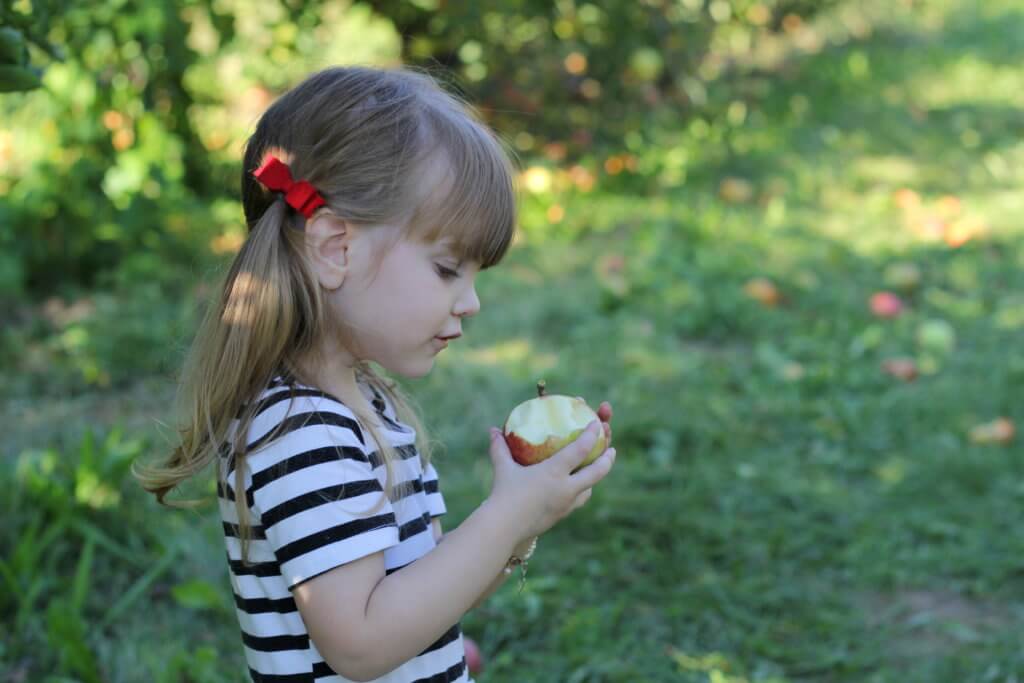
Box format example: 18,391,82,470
536,380,546,397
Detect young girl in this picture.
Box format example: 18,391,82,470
136,66,616,683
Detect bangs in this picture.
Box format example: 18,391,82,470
405,116,518,269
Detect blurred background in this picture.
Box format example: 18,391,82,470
3,0,1024,681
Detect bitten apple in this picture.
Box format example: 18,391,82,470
503,381,606,468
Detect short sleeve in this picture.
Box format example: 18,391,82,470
249,411,401,589
422,462,447,518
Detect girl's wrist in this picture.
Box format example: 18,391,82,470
502,536,538,592
481,493,535,546
512,536,538,558
477,497,530,558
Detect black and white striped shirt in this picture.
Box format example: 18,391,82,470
218,376,470,682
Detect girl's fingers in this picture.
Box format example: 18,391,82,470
595,400,612,444
570,487,593,512
487,427,514,469
575,398,612,423
571,447,616,490
554,420,603,472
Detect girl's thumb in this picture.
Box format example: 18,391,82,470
488,427,510,463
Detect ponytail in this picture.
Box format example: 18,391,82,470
134,198,309,503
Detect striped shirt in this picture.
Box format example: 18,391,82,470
218,375,470,683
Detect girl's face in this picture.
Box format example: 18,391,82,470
329,227,481,378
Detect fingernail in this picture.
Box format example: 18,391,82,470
489,428,499,440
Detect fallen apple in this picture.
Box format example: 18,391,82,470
503,381,607,468
463,636,483,675
893,188,921,210
917,319,956,355
744,277,781,307
870,291,904,319
881,357,918,382
969,418,1015,445
719,176,755,203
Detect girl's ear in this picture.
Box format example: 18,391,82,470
305,212,352,290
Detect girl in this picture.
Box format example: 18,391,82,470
135,66,616,683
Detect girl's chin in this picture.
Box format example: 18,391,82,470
379,355,436,379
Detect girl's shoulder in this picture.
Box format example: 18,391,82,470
245,374,370,451
356,377,416,439
255,374,360,419
357,377,395,419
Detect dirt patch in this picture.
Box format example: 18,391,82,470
862,588,1015,661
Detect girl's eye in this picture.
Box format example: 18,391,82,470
435,265,460,280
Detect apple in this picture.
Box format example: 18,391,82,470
870,291,904,319
881,357,918,382
969,418,1015,445
744,277,781,307
917,319,956,355
719,177,754,203
893,188,920,210
463,636,483,675
503,381,607,468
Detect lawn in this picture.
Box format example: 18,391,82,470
3,0,1024,681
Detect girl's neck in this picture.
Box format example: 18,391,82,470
295,343,379,422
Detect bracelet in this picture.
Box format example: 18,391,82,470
503,537,537,593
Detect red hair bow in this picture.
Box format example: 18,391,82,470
253,156,326,219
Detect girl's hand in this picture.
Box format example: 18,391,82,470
589,399,613,446
486,420,616,543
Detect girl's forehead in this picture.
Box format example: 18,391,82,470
403,192,473,250
412,234,473,264
431,239,483,274
429,236,459,255
400,142,514,270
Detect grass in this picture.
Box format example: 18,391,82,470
4,0,1024,681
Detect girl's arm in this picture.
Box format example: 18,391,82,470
293,421,615,682
432,518,535,610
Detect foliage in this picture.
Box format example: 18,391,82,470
1,426,240,681
372,0,841,153
0,0,66,92
0,0,839,302
0,0,397,302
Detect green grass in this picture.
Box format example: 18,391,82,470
4,0,1024,681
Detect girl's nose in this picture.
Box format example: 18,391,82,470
454,284,480,318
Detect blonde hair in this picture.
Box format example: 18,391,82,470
134,66,517,560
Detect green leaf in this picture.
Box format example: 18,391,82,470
0,64,41,92
71,517,147,568
70,537,96,615
46,598,102,683
0,27,27,64
171,578,225,611
100,543,179,628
